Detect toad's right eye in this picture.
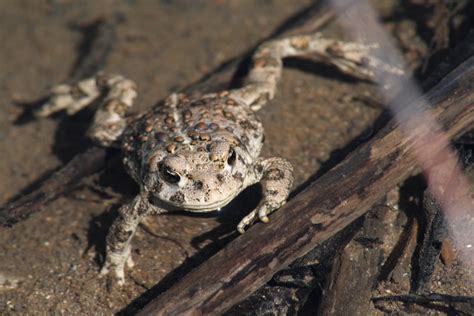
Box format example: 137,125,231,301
160,164,180,183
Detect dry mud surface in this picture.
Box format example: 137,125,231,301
0,0,472,314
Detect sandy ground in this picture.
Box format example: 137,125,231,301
0,0,472,315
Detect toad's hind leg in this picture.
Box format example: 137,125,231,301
230,33,404,111
36,73,137,147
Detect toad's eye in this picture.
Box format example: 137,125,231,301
227,147,237,165
160,164,180,183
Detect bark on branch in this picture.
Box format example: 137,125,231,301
137,54,474,315
0,147,107,226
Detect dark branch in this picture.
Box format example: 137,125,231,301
0,147,107,226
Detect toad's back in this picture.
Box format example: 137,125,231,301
120,92,264,179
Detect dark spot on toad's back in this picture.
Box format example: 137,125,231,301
195,122,207,130
187,130,199,139
191,100,204,107
155,132,169,142
174,136,185,143
199,133,211,141
166,143,176,153
182,109,192,120
223,110,235,121
165,116,175,124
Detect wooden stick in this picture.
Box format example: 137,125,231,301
0,147,107,226
317,205,392,315
137,55,474,315
0,0,344,227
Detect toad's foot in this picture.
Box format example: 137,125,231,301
35,77,101,117
237,200,286,234
36,73,138,147
100,245,134,286
238,157,293,233
100,196,144,285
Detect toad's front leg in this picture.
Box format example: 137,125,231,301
100,195,164,285
238,158,294,233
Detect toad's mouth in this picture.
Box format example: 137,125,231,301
178,190,241,212
149,188,242,213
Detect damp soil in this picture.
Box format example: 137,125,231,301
0,0,472,314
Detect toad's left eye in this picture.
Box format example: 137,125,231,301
227,147,237,165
